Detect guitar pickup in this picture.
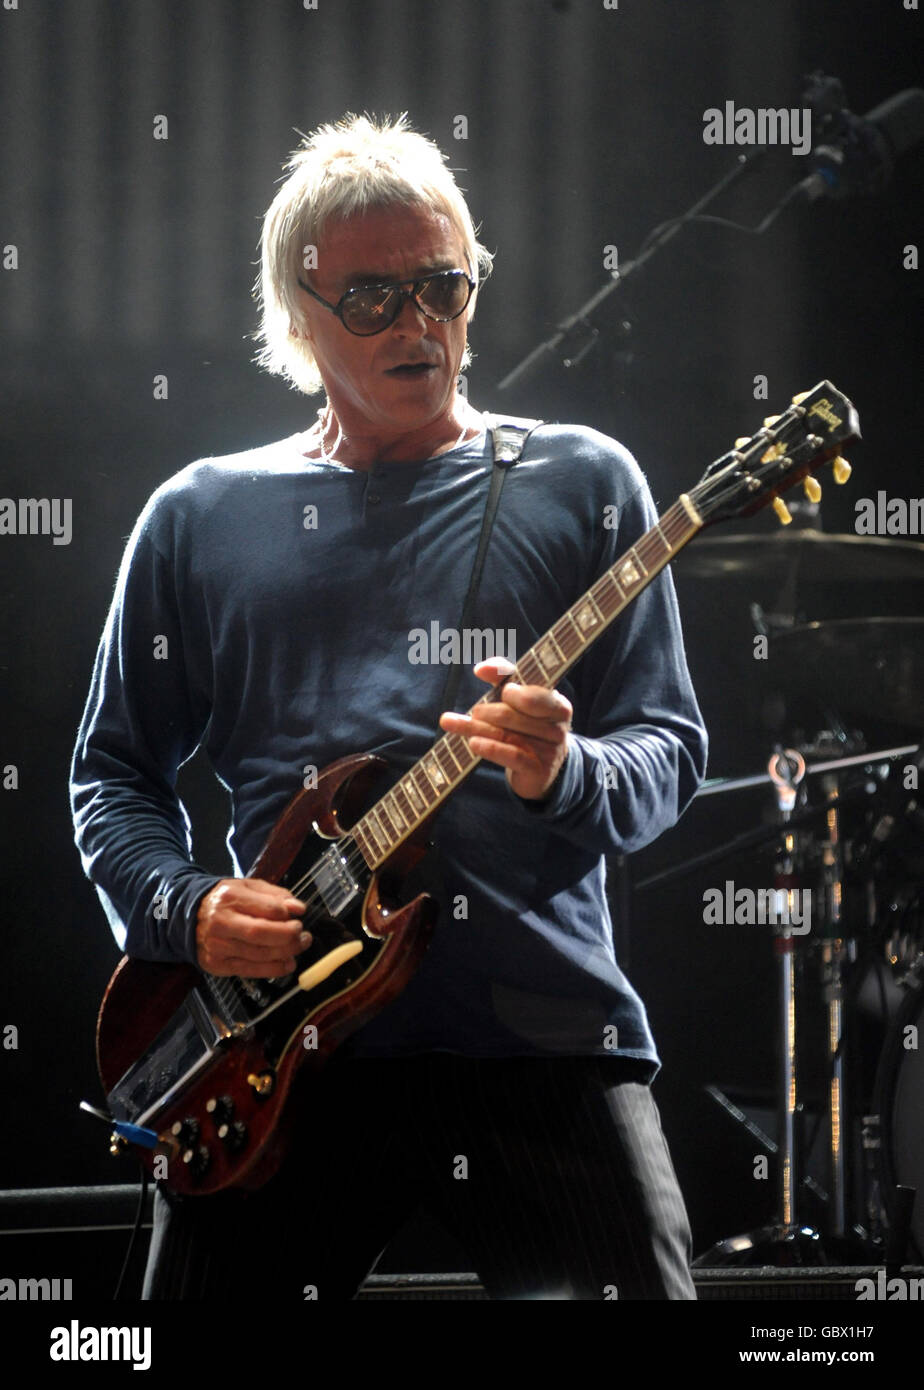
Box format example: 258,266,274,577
312,844,363,916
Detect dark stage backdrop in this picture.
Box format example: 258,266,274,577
1,0,922,1270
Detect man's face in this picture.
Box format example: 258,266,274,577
298,202,472,436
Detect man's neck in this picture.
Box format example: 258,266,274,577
310,398,482,472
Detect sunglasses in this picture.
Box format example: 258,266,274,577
296,268,475,336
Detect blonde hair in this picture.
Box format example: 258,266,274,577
254,112,494,396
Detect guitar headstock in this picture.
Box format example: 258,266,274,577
691,381,860,527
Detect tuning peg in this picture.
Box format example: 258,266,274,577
791,390,810,404
763,414,781,427
803,476,822,503
734,436,751,449
772,497,793,526
832,457,851,484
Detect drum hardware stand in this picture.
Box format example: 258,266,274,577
768,748,827,1258
816,769,857,1244
790,731,895,1260
870,950,924,1263
694,749,828,1267
703,1083,831,1203
851,877,890,1254
885,1186,918,1278
838,738,924,1259
693,742,921,801
642,741,922,1266
860,1113,884,1248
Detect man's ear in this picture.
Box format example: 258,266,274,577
289,315,313,344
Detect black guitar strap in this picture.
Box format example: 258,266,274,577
438,411,543,715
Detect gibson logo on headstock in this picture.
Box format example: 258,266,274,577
807,398,843,430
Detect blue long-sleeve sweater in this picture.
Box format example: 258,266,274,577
70,420,707,1066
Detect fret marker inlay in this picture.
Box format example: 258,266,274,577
538,638,559,669
425,757,446,787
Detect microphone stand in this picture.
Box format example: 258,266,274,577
497,149,769,393
498,73,924,395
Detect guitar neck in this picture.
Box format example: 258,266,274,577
349,492,704,869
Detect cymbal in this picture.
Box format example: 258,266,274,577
770,618,924,729
676,530,924,584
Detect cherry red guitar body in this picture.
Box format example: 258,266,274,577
96,753,437,1196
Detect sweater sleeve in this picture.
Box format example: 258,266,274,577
69,484,222,963
505,448,708,855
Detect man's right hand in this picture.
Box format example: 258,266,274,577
195,878,310,977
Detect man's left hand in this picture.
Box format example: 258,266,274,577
439,658,573,803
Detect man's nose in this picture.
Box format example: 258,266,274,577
391,291,428,335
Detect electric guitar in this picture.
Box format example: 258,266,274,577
92,381,859,1195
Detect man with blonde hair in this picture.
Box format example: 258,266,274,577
72,112,708,1300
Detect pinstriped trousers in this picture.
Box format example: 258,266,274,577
143,1053,696,1301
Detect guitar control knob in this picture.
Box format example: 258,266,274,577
206,1095,234,1126
218,1121,248,1152
181,1145,211,1177
247,1071,275,1097
171,1117,200,1146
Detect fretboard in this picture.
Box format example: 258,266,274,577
350,493,703,868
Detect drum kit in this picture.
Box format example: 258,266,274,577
659,521,924,1267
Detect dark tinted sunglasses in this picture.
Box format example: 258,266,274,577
297,268,475,336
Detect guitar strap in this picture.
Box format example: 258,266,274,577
438,411,543,715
